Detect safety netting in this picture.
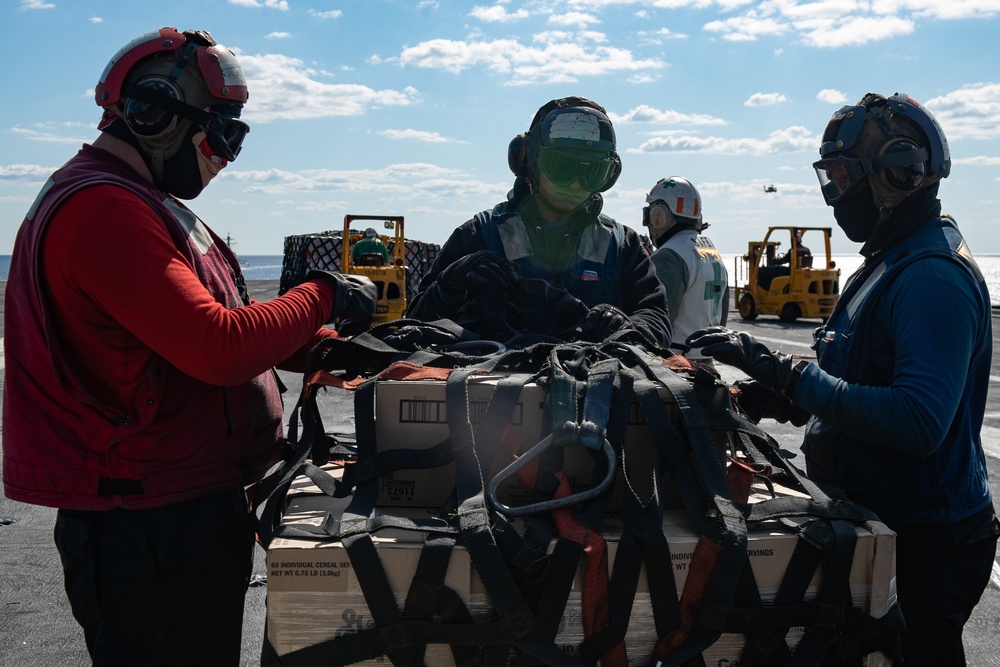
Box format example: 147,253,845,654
279,231,441,302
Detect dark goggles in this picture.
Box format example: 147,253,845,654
813,144,928,205
121,84,248,162
537,147,615,192
203,105,249,162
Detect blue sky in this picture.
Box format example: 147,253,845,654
2,0,999,256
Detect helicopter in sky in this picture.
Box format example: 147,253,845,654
763,184,777,194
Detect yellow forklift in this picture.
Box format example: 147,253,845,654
733,226,840,322
341,214,408,324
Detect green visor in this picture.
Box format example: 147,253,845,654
537,147,616,192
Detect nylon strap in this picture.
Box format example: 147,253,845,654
259,334,900,665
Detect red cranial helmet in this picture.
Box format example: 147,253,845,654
96,28,249,166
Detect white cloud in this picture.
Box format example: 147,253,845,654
290,199,351,212
631,125,819,154
0,163,58,180
745,92,789,107
236,52,421,121
9,126,89,145
953,156,1000,166
800,15,915,47
308,9,343,19
923,83,1000,141
89,16,103,23
776,0,871,22
611,104,727,126
265,32,292,40
228,0,289,9
397,34,663,85
627,73,660,83
566,0,753,8
470,4,530,22
875,0,1000,20
19,0,54,8
652,27,688,39
704,16,790,41
225,163,502,201
378,129,472,144
636,27,688,45
548,12,601,28
567,0,997,49
817,89,848,105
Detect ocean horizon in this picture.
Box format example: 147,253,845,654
3,253,1000,306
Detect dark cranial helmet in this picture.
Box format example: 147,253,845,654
507,96,621,193
96,28,250,175
813,92,950,212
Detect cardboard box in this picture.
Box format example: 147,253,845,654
371,375,730,509
266,491,896,666
265,496,469,665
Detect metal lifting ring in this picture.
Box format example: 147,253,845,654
485,434,617,517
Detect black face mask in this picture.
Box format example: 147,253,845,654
832,180,879,243
157,126,206,200
99,116,207,199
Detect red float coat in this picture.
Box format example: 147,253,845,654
3,145,336,510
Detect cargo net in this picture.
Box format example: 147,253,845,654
255,331,902,667
279,232,441,301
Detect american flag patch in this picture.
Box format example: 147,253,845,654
580,270,599,281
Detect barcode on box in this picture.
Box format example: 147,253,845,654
398,400,523,425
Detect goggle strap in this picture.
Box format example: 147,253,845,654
122,83,212,128
871,146,929,170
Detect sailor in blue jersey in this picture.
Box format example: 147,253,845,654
406,97,671,350
688,92,999,666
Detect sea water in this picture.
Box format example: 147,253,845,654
2,254,1000,306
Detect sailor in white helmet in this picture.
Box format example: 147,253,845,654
643,177,729,364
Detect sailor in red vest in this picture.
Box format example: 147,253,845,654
2,28,376,666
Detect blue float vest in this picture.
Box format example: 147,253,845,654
477,203,625,310
802,219,992,524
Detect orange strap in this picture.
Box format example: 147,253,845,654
651,456,759,661
304,360,471,397
549,473,628,667
507,444,627,667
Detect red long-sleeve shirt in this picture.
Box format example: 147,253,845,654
41,184,336,413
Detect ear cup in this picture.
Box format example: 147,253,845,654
124,77,183,138
878,138,926,192
647,203,675,234
507,133,529,177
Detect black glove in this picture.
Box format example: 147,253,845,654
733,379,810,426
307,270,378,336
437,250,518,295
686,326,795,392
582,304,634,342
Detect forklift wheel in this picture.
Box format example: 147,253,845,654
780,302,802,323
739,294,757,320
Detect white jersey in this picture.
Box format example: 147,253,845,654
651,229,729,359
